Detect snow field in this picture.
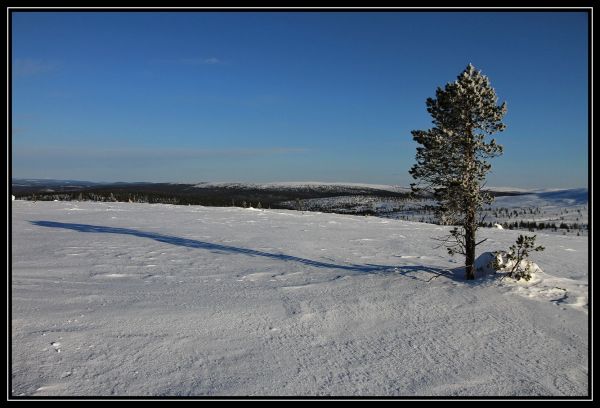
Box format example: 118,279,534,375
11,201,588,396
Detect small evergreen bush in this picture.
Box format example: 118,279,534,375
493,234,544,281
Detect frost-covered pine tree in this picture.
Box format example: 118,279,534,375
409,64,507,280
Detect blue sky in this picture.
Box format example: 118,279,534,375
11,11,588,188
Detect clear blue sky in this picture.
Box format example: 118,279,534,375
11,11,588,188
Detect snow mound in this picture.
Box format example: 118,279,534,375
475,251,586,313
475,251,543,277
474,252,498,276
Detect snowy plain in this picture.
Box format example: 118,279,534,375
282,188,589,236
11,200,588,397
192,181,411,193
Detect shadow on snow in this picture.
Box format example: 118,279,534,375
30,220,463,282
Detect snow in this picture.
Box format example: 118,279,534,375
280,187,588,237
474,252,497,275
493,188,588,208
11,201,588,396
474,251,543,278
192,181,411,193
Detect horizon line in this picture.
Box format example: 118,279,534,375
10,177,588,192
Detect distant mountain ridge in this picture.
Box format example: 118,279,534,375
535,188,588,205
192,181,412,195
12,178,587,198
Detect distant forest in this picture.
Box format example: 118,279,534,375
11,182,411,209
13,181,585,234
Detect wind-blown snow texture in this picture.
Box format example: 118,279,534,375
11,201,588,397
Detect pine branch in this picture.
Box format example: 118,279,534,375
475,238,488,246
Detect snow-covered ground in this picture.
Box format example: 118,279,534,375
286,188,588,236
11,201,588,397
193,181,411,192
490,190,588,220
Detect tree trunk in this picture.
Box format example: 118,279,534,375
464,126,477,280
465,209,476,280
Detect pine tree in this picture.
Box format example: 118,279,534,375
409,64,507,280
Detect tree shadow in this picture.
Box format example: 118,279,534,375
356,263,465,283
29,220,461,282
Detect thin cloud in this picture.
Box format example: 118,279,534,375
154,57,224,66
183,57,221,65
13,58,60,77
14,146,308,160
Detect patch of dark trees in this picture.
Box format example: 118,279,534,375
11,182,414,210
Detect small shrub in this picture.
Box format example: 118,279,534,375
493,234,545,281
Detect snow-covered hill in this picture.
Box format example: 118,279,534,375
493,188,588,207
11,201,588,397
192,181,412,194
